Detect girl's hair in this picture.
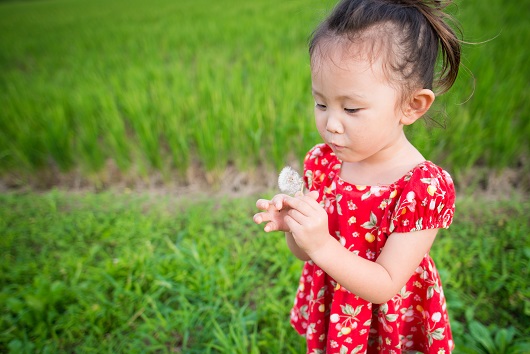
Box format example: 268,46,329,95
309,0,461,96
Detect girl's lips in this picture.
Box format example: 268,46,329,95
331,143,345,150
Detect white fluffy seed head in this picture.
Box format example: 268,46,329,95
278,166,304,195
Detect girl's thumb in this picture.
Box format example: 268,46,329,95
307,190,319,200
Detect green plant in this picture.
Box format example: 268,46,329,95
455,320,530,354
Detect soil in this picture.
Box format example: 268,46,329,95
0,160,527,200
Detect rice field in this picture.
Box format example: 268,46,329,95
0,0,529,183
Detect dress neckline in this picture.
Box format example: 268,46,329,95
335,159,432,189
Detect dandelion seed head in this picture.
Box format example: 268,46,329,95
278,166,304,195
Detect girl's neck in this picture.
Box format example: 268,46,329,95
339,135,425,186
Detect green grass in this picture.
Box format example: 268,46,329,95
0,192,307,353
1,192,529,353
0,0,529,182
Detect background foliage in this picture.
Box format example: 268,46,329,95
0,0,529,182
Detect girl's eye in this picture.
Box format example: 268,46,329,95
344,108,360,114
315,103,327,110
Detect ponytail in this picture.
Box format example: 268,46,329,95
407,0,461,93
309,0,462,95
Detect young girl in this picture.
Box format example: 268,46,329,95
253,0,461,352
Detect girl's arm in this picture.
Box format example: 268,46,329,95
283,193,438,304
311,229,437,304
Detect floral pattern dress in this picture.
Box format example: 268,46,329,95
290,144,456,354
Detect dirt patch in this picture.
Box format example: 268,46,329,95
454,165,529,200
0,159,527,200
0,160,282,199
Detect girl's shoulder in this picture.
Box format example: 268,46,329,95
389,161,456,233
303,143,339,192
304,143,336,168
398,161,454,191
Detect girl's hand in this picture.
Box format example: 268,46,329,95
283,191,332,256
253,194,292,233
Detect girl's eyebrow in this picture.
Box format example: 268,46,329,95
312,88,366,101
311,88,324,97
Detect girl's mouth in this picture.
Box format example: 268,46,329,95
331,143,345,150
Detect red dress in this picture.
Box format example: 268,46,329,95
290,144,456,354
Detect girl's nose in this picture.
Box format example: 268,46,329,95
326,113,344,134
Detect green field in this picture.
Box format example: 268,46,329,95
1,192,529,353
1,0,529,184
1,0,530,353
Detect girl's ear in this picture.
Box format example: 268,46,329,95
401,89,435,125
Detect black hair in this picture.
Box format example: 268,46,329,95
309,0,461,96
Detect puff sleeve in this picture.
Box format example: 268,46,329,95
389,162,456,234
303,143,337,192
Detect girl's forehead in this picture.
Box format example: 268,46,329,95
311,35,386,68
311,44,385,78
310,35,394,84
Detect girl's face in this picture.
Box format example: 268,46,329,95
311,44,408,165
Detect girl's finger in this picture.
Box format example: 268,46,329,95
284,215,300,235
254,210,276,224
307,190,319,200
287,208,305,224
264,221,277,232
253,213,264,224
255,199,272,211
271,195,287,210
283,196,313,216
297,194,323,212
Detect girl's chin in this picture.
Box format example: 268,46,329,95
328,143,348,155
332,150,353,162
331,149,363,163
331,144,350,154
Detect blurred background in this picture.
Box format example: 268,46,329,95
1,0,529,353
1,0,528,193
